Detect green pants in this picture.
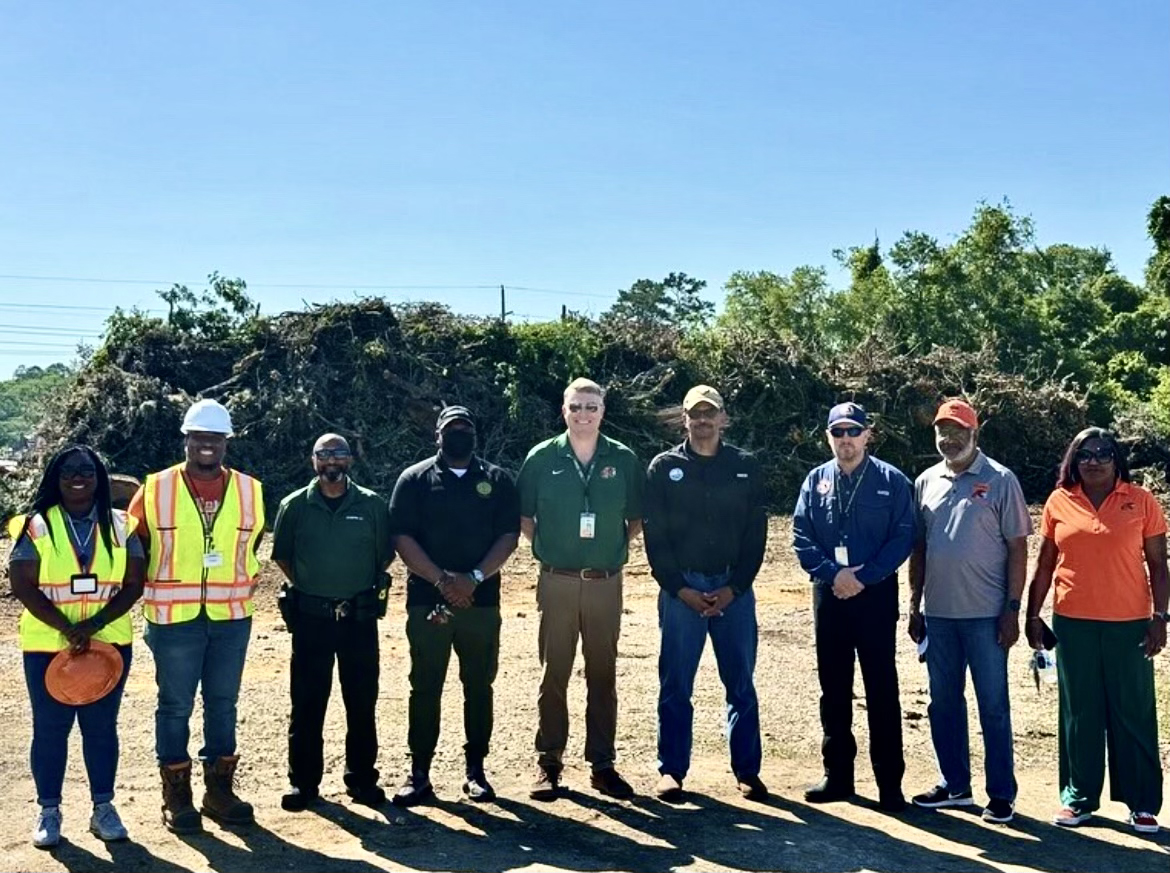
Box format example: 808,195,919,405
1054,614,1162,815
405,605,501,767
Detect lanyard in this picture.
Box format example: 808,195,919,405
834,457,870,528
65,510,96,573
570,454,596,513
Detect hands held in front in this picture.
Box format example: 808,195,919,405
438,572,475,609
678,586,735,617
64,620,96,654
832,567,864,600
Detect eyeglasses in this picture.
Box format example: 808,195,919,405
59,463,97,479
829,426,864,439
314,448,352,460
1074,447,1115,464
567,403,600,414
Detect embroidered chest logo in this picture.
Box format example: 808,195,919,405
599,466,617,479
1121,501,1136,511
668,468,684,482
476,481,493,497
971,483,990,499
816,479,832,495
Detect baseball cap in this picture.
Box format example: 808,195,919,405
827,402,868,429
436,405,476,431
934,399,978,429
683,385,724,411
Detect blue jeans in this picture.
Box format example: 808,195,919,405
24,645,132,806
924,616,1017,801
145,613,251,764
657,570,761,779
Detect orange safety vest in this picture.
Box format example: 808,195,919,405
140,464,264,624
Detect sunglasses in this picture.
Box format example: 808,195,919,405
1074,447,1115,464
59,463,97,479
829,426,864,439
686,407,720,420
314,448,352,460
567,403,600,414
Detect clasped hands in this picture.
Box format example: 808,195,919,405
831,567,864,600
678,586,735,617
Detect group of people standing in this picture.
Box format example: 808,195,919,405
8,380,1167,852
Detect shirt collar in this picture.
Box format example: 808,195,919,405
307,477,354,507
436,453,483,476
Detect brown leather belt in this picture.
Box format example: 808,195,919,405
541,564,620,580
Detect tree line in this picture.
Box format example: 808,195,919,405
1,198,1167,519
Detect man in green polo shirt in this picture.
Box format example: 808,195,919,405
518,377,644,801
271,433,394,812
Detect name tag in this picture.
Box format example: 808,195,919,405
579,512,596,539
834,545,850,565
202,551,225,569
70,574,98,595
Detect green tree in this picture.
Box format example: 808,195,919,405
603,272,713,331
0,363,74,447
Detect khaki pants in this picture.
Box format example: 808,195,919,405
534,569,623,770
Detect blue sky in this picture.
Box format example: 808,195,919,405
1,0,1167,374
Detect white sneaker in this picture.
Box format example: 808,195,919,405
89,802,129,841
32,806,61,849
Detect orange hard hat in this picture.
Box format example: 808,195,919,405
45,640,124,705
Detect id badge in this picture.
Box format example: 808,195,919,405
202,551,225,569
834,545,849,565
70,574,98,595
579,512,596,539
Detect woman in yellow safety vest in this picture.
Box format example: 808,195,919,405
8,445,145,849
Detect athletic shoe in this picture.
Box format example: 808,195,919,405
912,785,975,808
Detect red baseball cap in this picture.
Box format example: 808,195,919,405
933,399,978,429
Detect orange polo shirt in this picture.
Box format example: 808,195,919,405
1040,481,1167,621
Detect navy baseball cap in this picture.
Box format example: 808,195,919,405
827,402,868,428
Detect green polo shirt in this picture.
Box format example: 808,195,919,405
271,478,394,598
517,432,644,570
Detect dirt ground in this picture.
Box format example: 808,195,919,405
1,517,1168,873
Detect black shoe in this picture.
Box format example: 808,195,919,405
390,772,431,807
462,767,496,803
348,784,387,807
878,790,907,813
529,766,563,801
737,774,769,801
280,787,320,812
655,773,684,803
590,767,635,800
981,798,1015,823
804,777,855,804
911,785,974,809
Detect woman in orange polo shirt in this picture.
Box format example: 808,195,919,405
1025,427,1168,835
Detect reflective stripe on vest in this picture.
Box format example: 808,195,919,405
15,506,134,652
141,464,264,624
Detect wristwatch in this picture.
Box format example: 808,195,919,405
470,569,485,586
1006,598,1021,612
1153,610,1170,623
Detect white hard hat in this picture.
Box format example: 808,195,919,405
180,399,234,436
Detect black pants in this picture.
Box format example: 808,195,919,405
288,613,380,791
812,575,904,791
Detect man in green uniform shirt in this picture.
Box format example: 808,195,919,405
272,433,394,811
518,377,645,801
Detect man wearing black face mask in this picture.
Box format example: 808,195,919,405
271,434,394,811
387,406,520,805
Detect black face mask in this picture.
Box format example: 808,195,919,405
440,430,476,460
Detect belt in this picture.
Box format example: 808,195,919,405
541,564,620,580
294,589,377,620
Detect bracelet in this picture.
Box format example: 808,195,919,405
434,572,452,588
1025,616,1042,623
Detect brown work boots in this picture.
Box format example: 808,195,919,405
160,756,255,833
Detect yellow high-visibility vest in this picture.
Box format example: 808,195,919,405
10,506,136,652
140,464,264,625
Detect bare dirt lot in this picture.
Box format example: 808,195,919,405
1,518,1168,872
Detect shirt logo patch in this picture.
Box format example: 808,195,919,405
1121,501,1136,511
600,466,617,479
737,473,749,478
476,481,493,497
877,489,889,495
816,479,832,495
551,468,565,476
344,515,365,521
669,468,684,482
972,483,990,499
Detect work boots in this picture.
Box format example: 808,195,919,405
201,755,255,825
160,762,203,834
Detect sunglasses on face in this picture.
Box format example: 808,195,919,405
1074,447,1115,464
59,463,97,479
567,403,600,414
829,426,864,439
314,448,352,460
686,407,719,420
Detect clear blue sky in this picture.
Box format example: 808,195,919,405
1,0,1167,375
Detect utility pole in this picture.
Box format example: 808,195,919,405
500,285,506,322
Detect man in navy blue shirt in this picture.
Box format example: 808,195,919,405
792,402,915,812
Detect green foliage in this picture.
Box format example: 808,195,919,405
603,272,713,332
0,363,73,447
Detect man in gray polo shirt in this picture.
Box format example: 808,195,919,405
908,399,1030,825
